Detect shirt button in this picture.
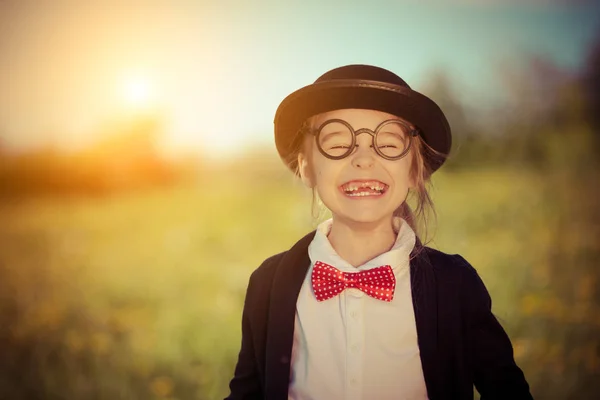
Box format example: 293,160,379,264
351,344,360,352
351,311,358,318
350,377,357,385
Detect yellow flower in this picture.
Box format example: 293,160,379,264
150,376,174,398
90,331,111,355
65,329,85,353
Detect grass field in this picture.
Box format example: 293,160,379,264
0,162,597,399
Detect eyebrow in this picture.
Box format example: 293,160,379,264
378,130,407,139
319,131,348,143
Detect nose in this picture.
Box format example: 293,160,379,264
351,134,375,169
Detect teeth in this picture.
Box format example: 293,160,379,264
347,191,382,197
342,181,386,193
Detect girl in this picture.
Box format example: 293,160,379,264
226,65,532,400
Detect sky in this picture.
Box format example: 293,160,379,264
1,0,599,158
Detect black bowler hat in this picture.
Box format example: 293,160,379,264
274,64,452,173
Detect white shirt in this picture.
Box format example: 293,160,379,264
288,218,429,400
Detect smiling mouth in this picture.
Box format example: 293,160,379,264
340,180,389,197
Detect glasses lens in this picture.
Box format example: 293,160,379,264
374,121,411,158
317,121,353,158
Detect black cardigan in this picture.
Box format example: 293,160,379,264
226,231,533,400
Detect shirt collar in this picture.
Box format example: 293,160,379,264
307,217,416,274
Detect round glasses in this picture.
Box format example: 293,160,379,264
312,118,418,161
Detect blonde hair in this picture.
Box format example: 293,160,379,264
290,116,447,252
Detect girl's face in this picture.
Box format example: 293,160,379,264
298,108,416,227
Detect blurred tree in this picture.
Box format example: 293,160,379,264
422,71,473,138
420,70,478,168
0,115,190,199
507,45,600,398
582,30,600,151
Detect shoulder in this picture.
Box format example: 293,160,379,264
419,246,489,298
419,246,478,277
247,230,316,291
248,251,287,286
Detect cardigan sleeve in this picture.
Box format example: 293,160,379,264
457,255,534,400
225,272,264,400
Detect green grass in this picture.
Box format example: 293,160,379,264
0,164,597,399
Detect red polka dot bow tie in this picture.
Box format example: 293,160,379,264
311,261,396,302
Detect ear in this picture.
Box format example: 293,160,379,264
297,152,314,188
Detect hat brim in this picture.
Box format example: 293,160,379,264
274,79,452,173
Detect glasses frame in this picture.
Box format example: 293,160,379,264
313,118,419,161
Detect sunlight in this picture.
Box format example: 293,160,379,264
121,74,156,110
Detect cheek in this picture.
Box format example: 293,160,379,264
386,158,412,180
311,160,341,192
312,163,327,188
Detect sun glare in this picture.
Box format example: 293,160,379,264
122,75,155,109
